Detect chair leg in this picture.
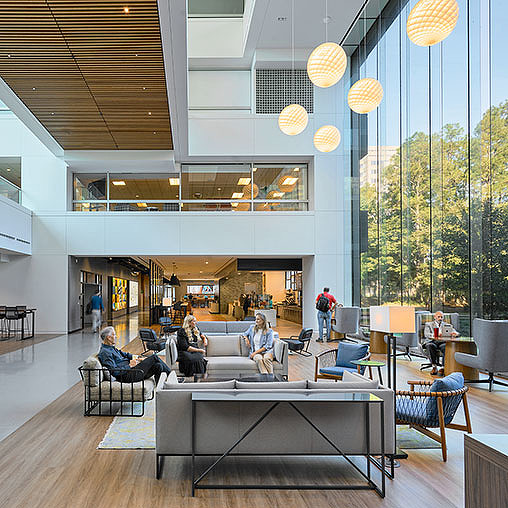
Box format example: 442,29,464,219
489,372,494,392
437,397,447,462
462,392,472,433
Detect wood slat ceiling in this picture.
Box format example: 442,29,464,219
0,0,172,150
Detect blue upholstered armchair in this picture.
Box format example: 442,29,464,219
314,342,370,381
395,372,472,461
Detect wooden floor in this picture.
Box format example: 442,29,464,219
0,333,60,356
0,311,507,508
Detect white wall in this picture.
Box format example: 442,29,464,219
188,18,244,58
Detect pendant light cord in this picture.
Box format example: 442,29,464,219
292,0,295,101
325,0,328,42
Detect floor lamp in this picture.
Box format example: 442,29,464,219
370,305,416,469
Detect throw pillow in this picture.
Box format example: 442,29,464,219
163,379,236,390
335,342,369,368
308,378,378,390
236,380,307,390
426,372,464,422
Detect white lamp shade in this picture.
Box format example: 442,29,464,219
307,42,347,88
370,306,416,333
278,104,308,135
407,0,459,47
162,297,171,307
314,125,341,152
348,78,384,114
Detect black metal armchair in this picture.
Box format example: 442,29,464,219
139,328,167,355
281,328,313,356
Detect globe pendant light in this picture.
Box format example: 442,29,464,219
307,42,347,88
348,78,384,114
306,1,347,88
314,125,341,153
407,0,459,47
277,175,297,193
278,104,308,135
242,183,259,199
278,0,308,136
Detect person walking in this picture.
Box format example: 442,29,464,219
90,290,105,333
315,287,337,342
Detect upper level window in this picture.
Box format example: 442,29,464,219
0,157,21,204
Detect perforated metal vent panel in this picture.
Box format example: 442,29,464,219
255,69,313,114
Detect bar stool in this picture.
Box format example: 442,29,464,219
16,306,29,338
5,307,19,338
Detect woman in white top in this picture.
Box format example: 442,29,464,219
242,313,274,374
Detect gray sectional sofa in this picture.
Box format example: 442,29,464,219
155,371,395,478
165,333,288,379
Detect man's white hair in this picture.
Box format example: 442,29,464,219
100,326,115,342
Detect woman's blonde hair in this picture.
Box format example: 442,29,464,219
183,314,198,340
254,312,269,334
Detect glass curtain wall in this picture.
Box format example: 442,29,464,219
352,0,508,332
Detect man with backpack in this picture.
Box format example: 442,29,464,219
315,287,337,342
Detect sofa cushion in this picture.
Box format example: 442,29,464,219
206,335,241,357
163,380,236,390
168,338,178,366
197,322,227,334
88,378,155,401
342,370,377,386
236,380,307,390
226,321,251,334
240,336,250,357
319,366,357,377
273,339,287,363
336,342,369,368
81,355,104,387
427,372,464,423
206,356,259,371
166,370,179,385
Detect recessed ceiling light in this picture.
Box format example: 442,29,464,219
112,180,126,186
51,112,55,115
199,271,203,273
32,87,36,90
205,261,209,264
153,131,156,134
217,187,222,191
294,167,300,172
237,177,251,185
148,111,152,115
6,168,11,171
123,6,129,13
7,54,11,58
232,192,244,199
143,87,147,90
135,53,138,57
169,178,179,186
135,194,139,198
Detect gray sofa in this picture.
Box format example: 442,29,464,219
165,333,288,379
197,320,279,339
155,371,395,477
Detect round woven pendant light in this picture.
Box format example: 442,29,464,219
232,202,250,211
307,42,347,88
242,183,259,199
277,175,297,193
407,0,459,47
314,125,341,153
278,104,308,136
348,78,384,114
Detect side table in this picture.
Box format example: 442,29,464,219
352,359,385,385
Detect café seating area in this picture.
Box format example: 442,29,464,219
0,305,35,340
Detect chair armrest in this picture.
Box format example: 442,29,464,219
407,380,433,386
315,348,338,359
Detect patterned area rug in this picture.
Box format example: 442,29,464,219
98,405,439,451
397,425,440,449
98,400,155,449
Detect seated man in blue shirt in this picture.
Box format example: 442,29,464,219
98,326,171,384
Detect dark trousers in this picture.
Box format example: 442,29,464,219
426,340,446,366
116,354,170,384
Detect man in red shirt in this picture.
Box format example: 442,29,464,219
315,287,337,342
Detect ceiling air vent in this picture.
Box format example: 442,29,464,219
255,69,313,114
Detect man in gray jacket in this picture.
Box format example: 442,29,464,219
423,311,458,375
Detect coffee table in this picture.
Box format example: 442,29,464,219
190,373,285,383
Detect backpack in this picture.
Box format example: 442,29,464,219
316,294,330,312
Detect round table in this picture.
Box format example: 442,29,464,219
437,336,479,379
351,359,386,385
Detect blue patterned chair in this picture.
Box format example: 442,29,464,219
314,342,370,381
395,372,472,461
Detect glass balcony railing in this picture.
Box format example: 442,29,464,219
0,176,20,204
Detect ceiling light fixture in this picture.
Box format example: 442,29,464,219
306,1,347,88
205,261,209,264
32,87,36,90
123,6,129,13
148,111,152,115
169,178,179,186
278,0,308,136
314,125,341,152
407,0,459,46
232,192,244,199
112,180,126,186
242,183,259,199
294,167,300,172
137,202,147,207
6,168,11,171
348,78,384,114
237,177,251,185
277,176,297,193
252,167,257,172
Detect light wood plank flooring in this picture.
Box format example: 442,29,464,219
0,311,507,508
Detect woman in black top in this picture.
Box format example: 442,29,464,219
176,314,208,377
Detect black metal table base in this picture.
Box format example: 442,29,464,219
191,399,386,498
